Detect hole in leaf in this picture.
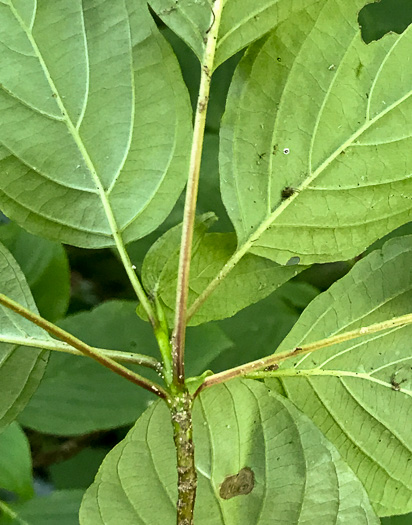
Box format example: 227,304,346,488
359,0,412,43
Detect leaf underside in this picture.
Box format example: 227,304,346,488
80,380,378,524
141,216,305,325
267,234,412,516
0,242,48,431
220,0,412,265
148,0,321,69
0,0,191,248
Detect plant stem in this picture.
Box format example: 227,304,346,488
170,392,197,525
0,293,169,400
195,311,412,395
245,367,412,394
171,0,223,388
154,297,174,386
0,334,161,370
7,4,156,327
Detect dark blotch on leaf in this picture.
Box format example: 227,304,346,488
219,467,255,500
281,186,296,200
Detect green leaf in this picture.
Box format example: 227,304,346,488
214,281,319,372
0,222,69,321
0,0,191,248
266,235,412,516
220,1,412,265
80,380,378,524
0,490,84,525
382,513,412,525
0,242,48,431
142,219,305,325
50,448,108,491
0,422,33,501
185,324,233,377
149,0,320,70
18,301,160,435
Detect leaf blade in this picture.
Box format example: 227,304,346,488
0,0,192,248
80,380,378,524
148,0,321,69
267,235,412,515
0,242,49,431
220,1,412,265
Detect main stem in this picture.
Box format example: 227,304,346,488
172,0,223,388
171,392,196,525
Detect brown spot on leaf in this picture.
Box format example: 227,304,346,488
219,467,255,500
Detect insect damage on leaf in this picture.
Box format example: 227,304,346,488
219,467,255,500
281,186,298,200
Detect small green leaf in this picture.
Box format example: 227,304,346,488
267,235,412,516
149,0,320,70
0,242,48,431
80,380,378,524
0,422,33,501
185,370,214,395
142,222,305,325
221,1,412,265
0,222,69,321
0,0,191,248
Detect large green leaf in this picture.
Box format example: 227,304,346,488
266,235,412,516
220,0,412,265
0,0,191,248
80,380,378,524
0,243,48,431
0,222,69,321
149,0,320,69
0,490,84,525
0,422,33,501
19,300,232,435
141,217,305,325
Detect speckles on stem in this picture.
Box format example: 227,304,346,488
198,96,209,113
202,65,211,79
264,364,279,372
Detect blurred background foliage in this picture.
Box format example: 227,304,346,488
1,1,412,523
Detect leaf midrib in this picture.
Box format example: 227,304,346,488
242,45,412,257
8,2,121,241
